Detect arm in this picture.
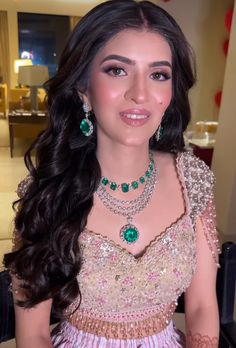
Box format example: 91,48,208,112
12,275,53,348
184,215,220,348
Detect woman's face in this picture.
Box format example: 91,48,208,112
83,29,172,148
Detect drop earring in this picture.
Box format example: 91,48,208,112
80,103,94,136
155,124,164,142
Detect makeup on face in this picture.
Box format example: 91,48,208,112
119,108,151,127
100,54,172,82
84,30,172,147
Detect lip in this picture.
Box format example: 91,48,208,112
120,109,151,117
119,109,151,127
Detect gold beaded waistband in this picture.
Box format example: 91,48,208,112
68,306,176,339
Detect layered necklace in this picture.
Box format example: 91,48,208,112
96,153,157,244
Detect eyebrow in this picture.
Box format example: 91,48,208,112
100,54,172,68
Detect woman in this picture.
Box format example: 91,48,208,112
4,1,221,347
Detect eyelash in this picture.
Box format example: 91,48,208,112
103,66,171,81
151,72,171,81
103,66,126,76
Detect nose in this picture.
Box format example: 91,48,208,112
124,75,149,104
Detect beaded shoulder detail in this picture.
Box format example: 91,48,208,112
178,151,220,265
177,151,215,223
16,174,33,198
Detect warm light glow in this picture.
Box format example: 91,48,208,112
18,65,49,111
18,65,49,86
21,50,34,60
14,59,32,74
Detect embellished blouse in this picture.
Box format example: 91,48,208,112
14,151,221,340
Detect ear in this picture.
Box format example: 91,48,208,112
78,91,92,111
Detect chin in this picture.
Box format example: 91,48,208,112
116,136,150,148
98,127,153,148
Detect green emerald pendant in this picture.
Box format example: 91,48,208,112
120,224,139,244
80,118,93,136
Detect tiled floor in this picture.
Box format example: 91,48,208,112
1,339,16,348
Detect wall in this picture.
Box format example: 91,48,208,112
212,0,236,242
5,10,18,90
0,0,104,15
155,0,233,126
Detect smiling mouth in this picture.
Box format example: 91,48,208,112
120,109,151,119
125,114,149,119
119,111,150,127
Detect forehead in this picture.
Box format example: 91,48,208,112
94,29,172,63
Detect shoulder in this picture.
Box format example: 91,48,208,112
177,150,215,187
152,150,175,173
177,151,215,219
153,150,215,184
16,174,33,198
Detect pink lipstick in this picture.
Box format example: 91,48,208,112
120,109,150,127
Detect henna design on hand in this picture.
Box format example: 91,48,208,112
187,331,218,348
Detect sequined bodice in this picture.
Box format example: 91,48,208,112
65,151,215,318
77,215,195,313
16,151,220,339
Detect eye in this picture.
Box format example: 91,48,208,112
103,66,127,77
151,71,171,81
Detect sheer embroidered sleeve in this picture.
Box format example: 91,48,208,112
199,199,221,267
179,152,221,267
12,174,33,251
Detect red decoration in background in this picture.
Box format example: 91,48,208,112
225,8,233,33
215,91,222,108
223,39,229,56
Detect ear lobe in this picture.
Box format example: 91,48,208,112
77,91,85,102
78,91,91,110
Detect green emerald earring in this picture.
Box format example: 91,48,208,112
80,103,94,136
155,125,164,142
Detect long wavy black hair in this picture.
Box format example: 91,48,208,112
4,0,196,316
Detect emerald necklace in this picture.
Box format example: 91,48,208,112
96,153,157,244
101,156,154,193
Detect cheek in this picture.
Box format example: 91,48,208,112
158,83,172,108
88,76,121,108
164,91,172,108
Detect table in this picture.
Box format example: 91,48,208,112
8,111,48,157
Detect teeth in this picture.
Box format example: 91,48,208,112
125,114,148,119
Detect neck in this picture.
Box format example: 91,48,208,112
96,143,151,183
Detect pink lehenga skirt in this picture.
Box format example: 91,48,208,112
51,320,185,348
